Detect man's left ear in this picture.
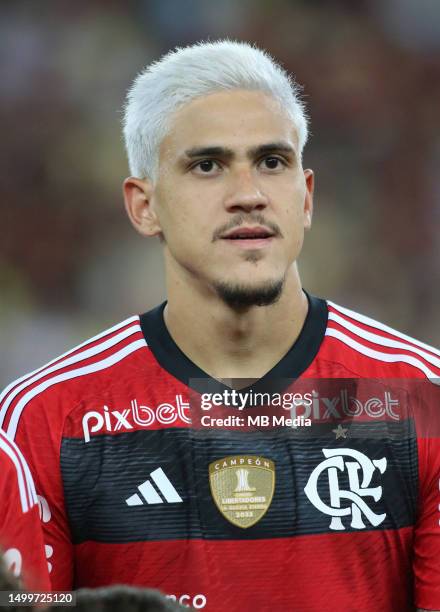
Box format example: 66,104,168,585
303,169,314,230
122,177,162,237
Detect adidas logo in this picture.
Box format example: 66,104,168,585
125,467,183,506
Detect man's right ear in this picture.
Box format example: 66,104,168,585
123,177,162,237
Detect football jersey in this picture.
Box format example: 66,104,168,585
0,294,439,612
0,428,50,591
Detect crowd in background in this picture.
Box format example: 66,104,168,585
1,0,439,385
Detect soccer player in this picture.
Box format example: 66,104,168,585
1,41,439,611
0,428,50,591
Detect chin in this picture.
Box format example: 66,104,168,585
213,277,285,310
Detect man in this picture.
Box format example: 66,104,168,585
0,428,50,592
1,41,439,611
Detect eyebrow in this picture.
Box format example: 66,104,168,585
182,142,296,161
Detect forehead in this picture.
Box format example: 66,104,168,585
160,89,299,159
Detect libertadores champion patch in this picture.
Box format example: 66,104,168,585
209,455,275,528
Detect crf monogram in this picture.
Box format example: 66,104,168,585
304,448,387,530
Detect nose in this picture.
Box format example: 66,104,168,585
223,167,269,213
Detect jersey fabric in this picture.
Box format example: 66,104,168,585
0,428,50,591
0,294,439,612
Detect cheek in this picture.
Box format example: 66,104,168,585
156,194,186,237
284,201,303,231
160,202,211,255
283,204,306,254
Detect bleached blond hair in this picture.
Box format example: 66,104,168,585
123,40,309,181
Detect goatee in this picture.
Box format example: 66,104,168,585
214,279,284,310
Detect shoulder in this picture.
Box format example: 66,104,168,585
318,299,440,381
0,315,148,440
0,428,38,514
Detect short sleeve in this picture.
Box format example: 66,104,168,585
0,430,50,590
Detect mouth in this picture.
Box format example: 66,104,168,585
221,226,276,249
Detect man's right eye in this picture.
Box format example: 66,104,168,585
192,160,221,174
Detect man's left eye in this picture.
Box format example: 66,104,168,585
261,157,284,170
199,160,216,172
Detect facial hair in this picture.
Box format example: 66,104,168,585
214,277,285,310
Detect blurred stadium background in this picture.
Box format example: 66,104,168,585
1,0,439,386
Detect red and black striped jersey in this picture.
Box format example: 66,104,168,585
0,428,50,591
0,294,439,611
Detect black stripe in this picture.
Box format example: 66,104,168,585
61,423,418,544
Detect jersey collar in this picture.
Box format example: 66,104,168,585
139,292,328,394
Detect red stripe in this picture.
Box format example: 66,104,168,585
0,329,145,433
1,318,140,406
328,304,440,361
73,529,414,611
327,319,440,375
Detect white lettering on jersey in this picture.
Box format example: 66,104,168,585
82,396,190,442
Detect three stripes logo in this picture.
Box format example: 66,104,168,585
125,467,183,506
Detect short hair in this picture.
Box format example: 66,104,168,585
123,40,308,181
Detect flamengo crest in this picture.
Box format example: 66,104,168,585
304,448,387,530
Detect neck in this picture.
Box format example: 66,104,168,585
163,264,308,381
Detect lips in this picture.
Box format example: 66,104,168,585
222,226,275,240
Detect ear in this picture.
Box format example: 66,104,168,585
303,169,314,230
123,177,162,237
